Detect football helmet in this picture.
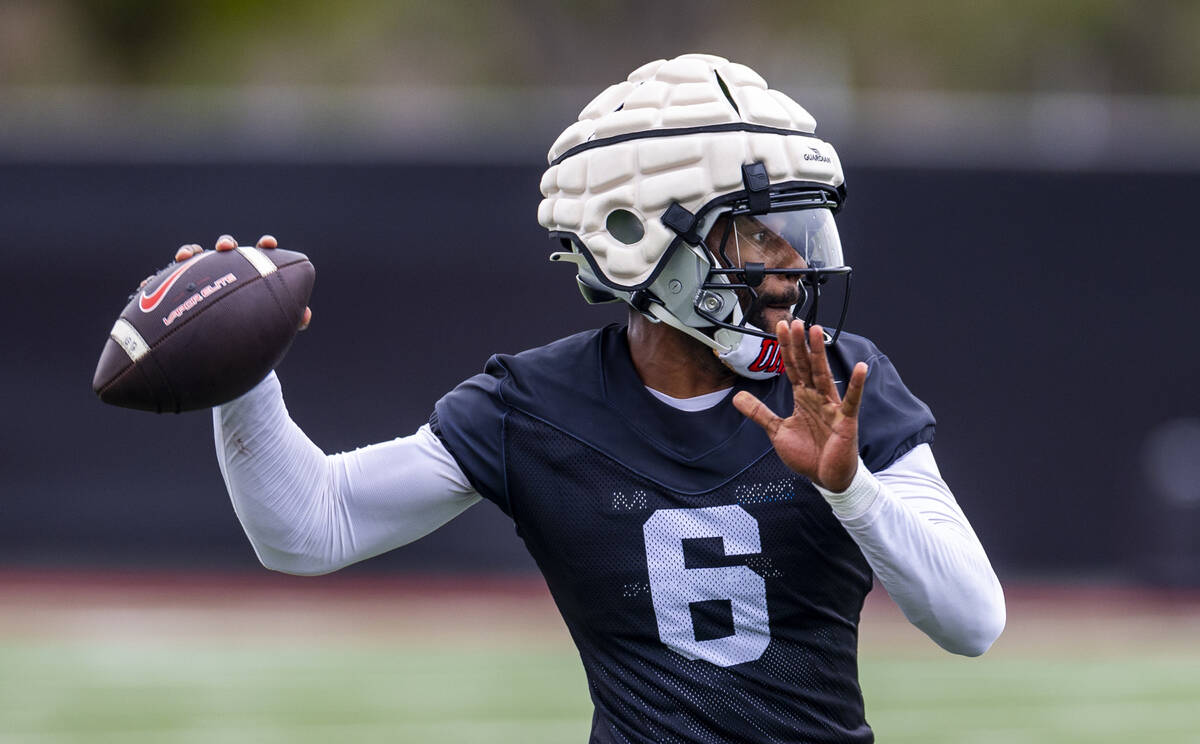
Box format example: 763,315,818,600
539,53,850,379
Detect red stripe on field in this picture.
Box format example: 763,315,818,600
0,569,1198,607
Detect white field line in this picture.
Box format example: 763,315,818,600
870,696,1200,734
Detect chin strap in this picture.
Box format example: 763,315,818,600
554,247,786,380
647,301,783,380
646,302,730,353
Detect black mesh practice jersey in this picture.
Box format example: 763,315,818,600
431,324,935,744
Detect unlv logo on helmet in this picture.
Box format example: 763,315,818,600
748,338,785,374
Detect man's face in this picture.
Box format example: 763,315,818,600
704,214,807,333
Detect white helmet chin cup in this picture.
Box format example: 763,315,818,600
715,328,783,380
540,53,849,378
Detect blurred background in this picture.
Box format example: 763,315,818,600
1,1,1198,742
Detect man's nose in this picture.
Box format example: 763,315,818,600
757,275,800,304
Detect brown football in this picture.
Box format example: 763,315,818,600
92,246,315,413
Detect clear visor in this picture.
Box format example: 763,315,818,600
721,208,844,270
701,206,851,344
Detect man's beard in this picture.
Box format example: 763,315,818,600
745,288,801,333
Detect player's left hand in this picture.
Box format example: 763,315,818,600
732,321,868,492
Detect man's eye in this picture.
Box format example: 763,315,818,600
752,231,767,242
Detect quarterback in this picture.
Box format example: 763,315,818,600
189,54,1004,743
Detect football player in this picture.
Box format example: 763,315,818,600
187,54,1004,743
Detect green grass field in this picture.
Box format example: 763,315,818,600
1,573,1197,743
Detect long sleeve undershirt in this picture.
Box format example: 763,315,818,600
215,372,1004,656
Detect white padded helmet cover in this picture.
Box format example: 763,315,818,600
539,53,845,289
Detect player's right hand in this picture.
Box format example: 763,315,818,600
733,320,867,493
145,234,312,330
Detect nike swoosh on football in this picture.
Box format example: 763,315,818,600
139,253,208,313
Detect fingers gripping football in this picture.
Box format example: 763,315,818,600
733,321,868,492
163,235,310,330
95,233,315,412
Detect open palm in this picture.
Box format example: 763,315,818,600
733,321,868,492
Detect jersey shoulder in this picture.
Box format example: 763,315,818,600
430,327,610,509
489,326,608,401
829,330,936,472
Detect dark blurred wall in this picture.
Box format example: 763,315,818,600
1,162,1195,580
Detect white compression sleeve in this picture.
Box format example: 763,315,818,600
816,444,1006,656
213,372,481,576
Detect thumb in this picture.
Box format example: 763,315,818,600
733,391,782,436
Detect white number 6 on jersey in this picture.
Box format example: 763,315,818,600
643,505,770,667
